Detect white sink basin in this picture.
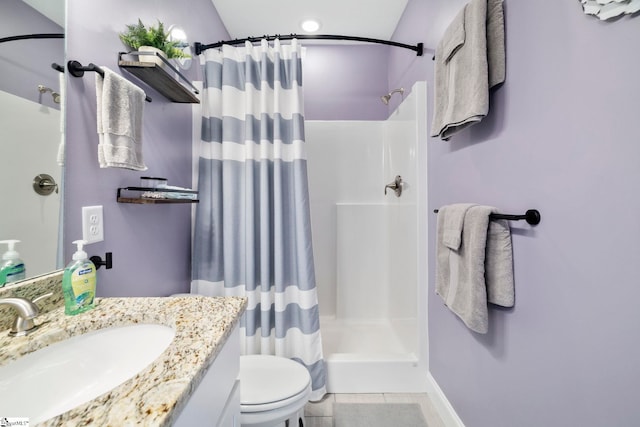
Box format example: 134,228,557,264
0,323,175,423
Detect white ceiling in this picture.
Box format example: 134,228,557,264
210,0,409,41
22,0,65,28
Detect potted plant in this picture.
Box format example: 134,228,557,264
119,19,189,67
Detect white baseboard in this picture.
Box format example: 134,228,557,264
426,372,465,427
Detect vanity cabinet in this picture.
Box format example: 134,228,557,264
174,324,241,426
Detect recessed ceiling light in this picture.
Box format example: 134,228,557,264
300,19,321,33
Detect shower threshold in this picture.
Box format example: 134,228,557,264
320,317,427,393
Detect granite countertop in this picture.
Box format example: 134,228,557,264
0,295,247,426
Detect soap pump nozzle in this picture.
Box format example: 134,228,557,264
0,240,21,261
71,239,88,261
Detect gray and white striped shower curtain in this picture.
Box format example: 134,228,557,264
191,39,326,400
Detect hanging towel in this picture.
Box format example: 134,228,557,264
56,72,65,166
486,0,506,88
441,203,476,250
436,205,493,333
485,218,514,307
95,66,147,170
436,204,514,333
430,0,505,141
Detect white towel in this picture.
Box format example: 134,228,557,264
436,205,514,333
430,0,505,141
95,67,147,170
56,72,65,166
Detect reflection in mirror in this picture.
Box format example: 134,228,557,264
0,0,65,282
167,25,192,70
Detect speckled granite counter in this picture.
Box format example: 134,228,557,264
0,295,247,426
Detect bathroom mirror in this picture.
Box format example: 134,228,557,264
0,0,65,281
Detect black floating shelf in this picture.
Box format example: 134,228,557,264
117,187,199,204
118,52,199,103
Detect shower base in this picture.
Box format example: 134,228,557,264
320,317,427,393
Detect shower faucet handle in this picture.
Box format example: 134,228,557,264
384,175,403,197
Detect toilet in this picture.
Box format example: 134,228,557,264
170,294,312,426
239,355,312,427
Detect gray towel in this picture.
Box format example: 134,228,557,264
56,72,65,166
485,218,514,307
486,0,506,88
96,66,147,170
441,203,476,249
436,205,514,333
430,0,505,141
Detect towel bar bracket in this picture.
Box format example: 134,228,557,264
66,59,152,102
67,60,95,77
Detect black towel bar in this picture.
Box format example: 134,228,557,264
66,60,152,102
433,208,541,225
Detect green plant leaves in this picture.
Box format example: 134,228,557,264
119,19,190,59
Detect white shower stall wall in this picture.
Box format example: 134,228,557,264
306,81,428,393
0,90,61,278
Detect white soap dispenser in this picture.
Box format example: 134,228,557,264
0,240,26,286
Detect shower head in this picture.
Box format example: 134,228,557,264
38,84,61,104
380,88,405,105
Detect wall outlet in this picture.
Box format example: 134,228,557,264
82,205,104,244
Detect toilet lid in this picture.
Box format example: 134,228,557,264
239,355,311,405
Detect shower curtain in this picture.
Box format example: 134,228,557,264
192,39,326,400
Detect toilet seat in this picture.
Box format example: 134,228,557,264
239,355,312,426
168,295,311,426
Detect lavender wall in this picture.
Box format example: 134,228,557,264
303,44,390,120
64,0,228,297
1,0,63,108
391,0,640,425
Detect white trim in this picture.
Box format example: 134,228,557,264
198,139,307,162
426,372,465,427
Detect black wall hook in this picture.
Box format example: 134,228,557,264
90,252,112,270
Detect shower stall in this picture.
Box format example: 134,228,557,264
305,81,429,393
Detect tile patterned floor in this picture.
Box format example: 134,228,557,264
303,393,446,427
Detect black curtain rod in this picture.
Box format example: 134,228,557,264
433,209,541,225
0,33,64,44
67,60,152,102
194,34,424,56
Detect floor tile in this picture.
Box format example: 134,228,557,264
383,393,446,427
304,416,333,427
305,393,335,417
304,393,446,427
334,393,385,403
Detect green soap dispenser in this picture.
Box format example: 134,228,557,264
0,240,26,287
62,240,97,315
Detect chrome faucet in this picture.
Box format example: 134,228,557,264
0,293,52,337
